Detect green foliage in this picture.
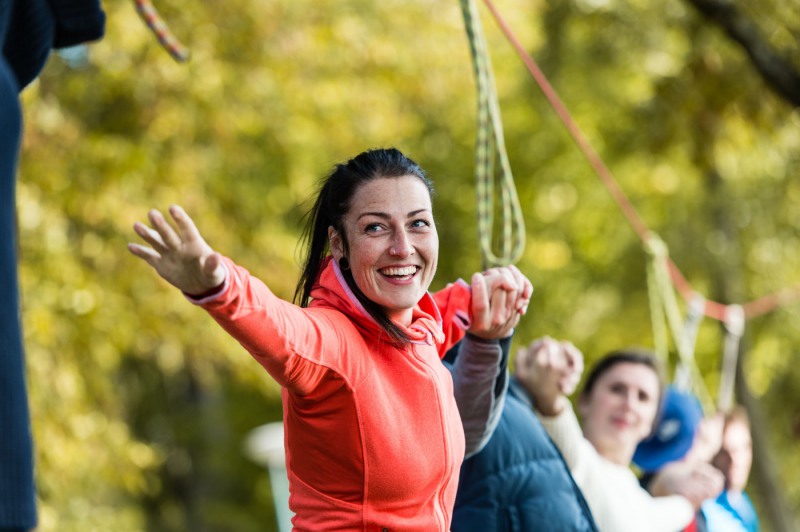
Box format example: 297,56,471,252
16,0,800,529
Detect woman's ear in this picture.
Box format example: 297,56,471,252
328,226,344,261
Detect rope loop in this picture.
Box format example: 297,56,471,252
460,0,525,268
645,235,714,411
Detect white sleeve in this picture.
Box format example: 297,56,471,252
537,401,593,482
537,403,694,532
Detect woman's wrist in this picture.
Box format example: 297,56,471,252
536,394,567,417
184,282,225,299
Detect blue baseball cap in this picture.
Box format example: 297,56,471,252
633,386,703,472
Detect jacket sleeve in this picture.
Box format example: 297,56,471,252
3,0,105,91
191,257,346,395
46,0,105,48
431,280,472,357
449,334,510,458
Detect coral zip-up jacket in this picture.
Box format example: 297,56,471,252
196,257,472,531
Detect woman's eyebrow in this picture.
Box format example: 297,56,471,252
356,211,389,221
356,208,431,221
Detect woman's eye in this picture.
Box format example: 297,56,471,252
610,383,626,395
364,223,383,233
410,219,431,229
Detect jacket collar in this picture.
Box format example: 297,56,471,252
309,257,445,346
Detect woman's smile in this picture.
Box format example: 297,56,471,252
379,265,420,280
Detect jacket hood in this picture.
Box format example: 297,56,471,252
309,257,446,346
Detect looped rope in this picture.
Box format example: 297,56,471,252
646,234,714,412
718,304,745,413
673,293,705,391
460,0,525,268
646,234,672,365
134,0,190,63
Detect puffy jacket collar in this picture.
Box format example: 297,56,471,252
309,257,445,346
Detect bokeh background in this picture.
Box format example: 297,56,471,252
15,0,800,530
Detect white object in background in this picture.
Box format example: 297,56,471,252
244,422,293,532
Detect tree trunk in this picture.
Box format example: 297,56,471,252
684,0,800,107
735,348,797,531
703,154,796,531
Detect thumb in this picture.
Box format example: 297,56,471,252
471,272,489,312
204,252,226,285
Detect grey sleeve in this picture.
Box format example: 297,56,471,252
449,334,510,458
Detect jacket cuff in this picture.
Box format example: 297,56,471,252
47,0,106,48
183,264,230,305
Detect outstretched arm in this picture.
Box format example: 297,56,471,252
645,414,725,509
128,206,336,393
646,460,724,510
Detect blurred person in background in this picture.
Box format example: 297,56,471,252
698,407,759,531
1,1,104,530
444,335,597,531
515,338,723,532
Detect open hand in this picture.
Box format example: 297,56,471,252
128,205,226,295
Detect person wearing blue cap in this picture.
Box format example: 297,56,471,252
515,339,723,532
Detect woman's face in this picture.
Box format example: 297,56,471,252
330,175,438,326
720,420,753,492
579,362,660,465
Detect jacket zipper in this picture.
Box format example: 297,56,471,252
412,343,453,532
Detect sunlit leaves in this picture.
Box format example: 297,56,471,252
14,0,800,529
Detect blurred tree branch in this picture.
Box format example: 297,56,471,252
685,0,800,107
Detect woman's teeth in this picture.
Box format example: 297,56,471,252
381,266,417,277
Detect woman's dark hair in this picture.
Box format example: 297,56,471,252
294,148,434,345
580,348,666,426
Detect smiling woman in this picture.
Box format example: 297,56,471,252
514,340,723,532
296,149,440,342
127,147,533,531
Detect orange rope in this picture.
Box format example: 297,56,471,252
133,0,190,63
481,0,799,322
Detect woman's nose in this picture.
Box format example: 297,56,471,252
389,230,414,257
622,391,637,409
